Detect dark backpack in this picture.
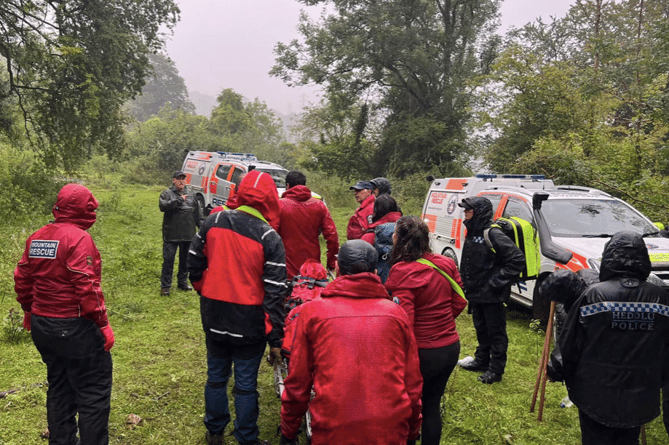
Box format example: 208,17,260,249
374,222,396,283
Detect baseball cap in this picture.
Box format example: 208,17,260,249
349,181,374,191
173,171,186,179
458,198,474,210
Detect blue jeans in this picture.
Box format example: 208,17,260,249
204,336,266,444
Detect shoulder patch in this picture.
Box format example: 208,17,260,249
29,240,59,259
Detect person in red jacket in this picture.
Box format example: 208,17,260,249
14,183,114,445
278,171,338,280
385,216,467,445
280,240,423,445
188,169,287,445
346,180,375,240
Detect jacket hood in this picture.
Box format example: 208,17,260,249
462,196,493,235
227,170,280,230
368,211,402,229
322,272,391,300
338,239,378,275
281,184,312,201
52,183,99,230
370,177,392,195
599,231,651,281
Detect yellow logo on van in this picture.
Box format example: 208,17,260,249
649,253,669,262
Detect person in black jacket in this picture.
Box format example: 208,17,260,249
457,196,525,384
158,171,203,296
548,231,669,445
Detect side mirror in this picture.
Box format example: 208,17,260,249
532,192,573,264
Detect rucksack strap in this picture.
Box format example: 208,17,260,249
482,225,501,253
416,258,465,299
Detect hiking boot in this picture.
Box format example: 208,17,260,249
177,283,193,291
458,356,489,372
161,288,170,296
478,370,502,384
205,430,225,445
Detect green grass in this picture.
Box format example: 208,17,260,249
1,178,668,444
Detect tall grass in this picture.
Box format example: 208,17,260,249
1,169,668,444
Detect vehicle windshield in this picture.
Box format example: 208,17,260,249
542,198,658,237
256,168,287,189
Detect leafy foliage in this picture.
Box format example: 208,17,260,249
272,0,501,178
0,0,180,170
125,53,195,122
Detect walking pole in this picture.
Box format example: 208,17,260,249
530,301,556,420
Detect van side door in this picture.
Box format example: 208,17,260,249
212,163,234,207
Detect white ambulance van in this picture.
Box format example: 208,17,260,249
181,151,288,214
421,174,669,318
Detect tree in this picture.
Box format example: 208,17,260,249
271,0,501,177
208,88,286,163
0,0,180,170
126,53,195,122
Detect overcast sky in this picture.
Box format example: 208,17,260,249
165,0,575,115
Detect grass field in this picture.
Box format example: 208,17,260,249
1,179,668,444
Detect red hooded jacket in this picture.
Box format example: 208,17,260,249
281,273,422,444
278,185,338,278
346,194,375,240
385,253,467,349
188,170,287,347
14,184,109,329
361,211,403,245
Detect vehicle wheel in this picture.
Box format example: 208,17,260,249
532,274,551,322
552,303,567,344
441,248,459,268
196,195,209,217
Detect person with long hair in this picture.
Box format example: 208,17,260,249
385,216,467,445
361,195,402,282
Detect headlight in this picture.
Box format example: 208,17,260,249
587,259,601,271
647,273,664,287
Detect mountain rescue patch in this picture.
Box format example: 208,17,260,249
86,256,94,266
28,240,59,259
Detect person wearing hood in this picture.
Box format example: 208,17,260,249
547,231,669,445
457,196,525,384
14,183,114,445
370,177,392,196
280,240,423,445
346,180,375,240
278,171,338,281
385,216,467,445
159,170,204,296
188,170,288,445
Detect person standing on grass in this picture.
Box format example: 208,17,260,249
188,169,287,445
548,231,669,445
278,170,339,281
457,196,524,384
385,216,467,445
14,183,114,445
280,240,423,445
346,180,375,240
361,194,402,283
158,170,203,296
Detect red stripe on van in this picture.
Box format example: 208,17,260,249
453,219,463,249
445,179,466,190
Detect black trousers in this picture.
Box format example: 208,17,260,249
578,409,641,445
470,301,508,375
161,240,191,289
31,315,113,445
418,341,460,445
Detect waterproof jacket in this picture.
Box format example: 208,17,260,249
361,211,403,246
459,197,525,303
14,184,109,329
346,194,375,240
279,185,339,279
281,273,423,444
385,253,467,349
548,231,669,428
159,184,203,242
188,170,287,347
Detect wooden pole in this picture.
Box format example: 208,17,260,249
531,301,556,420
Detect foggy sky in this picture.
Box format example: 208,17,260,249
165,0,575,115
